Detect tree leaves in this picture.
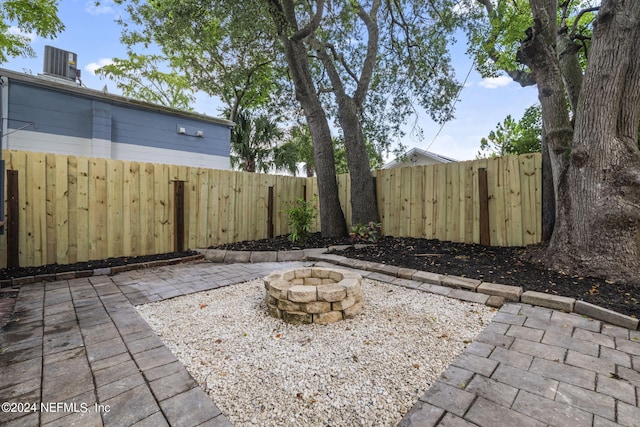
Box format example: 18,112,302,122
0,0,64,63
113,0,288,121
96,53,195,110
477,104,542,158
230,110,301,174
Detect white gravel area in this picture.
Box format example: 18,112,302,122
137,277,496,426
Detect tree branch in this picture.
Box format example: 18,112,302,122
355,0,381,106
475,0,537,87
476,0,493,15
309,35,347,99
506,69,538,87
292,0,325,41
571,7,600,37
325,42,359,84
265,0,294,36
519,0,572,156
557,30,583,114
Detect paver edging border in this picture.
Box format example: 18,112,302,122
304,252,639,331
2,254,205,287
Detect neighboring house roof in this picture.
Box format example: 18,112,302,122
383,147,456,169
0,67,235,128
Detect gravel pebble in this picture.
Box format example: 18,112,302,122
137,278,496,426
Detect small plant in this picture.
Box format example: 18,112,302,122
285,198,318,244
350,221,382,243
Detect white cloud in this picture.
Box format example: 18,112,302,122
84,58,114,75
85,0,115,15
8,26,38,42
478,76,512,89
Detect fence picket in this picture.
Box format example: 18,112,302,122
76,157,90,262
409,166,423,238
462,161,474,244
67,156,78,263
55,155,69,264
207,169,219,246
487,157,504,246
107,159,124,258
186,166,198,249
45,154,57,265
400,168,411,236
506,155,523,246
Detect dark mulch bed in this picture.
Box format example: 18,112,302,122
213,233,354,252
0,251,199,281
215,233,639,319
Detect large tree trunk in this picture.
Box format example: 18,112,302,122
519,0,572,241
286,39,347,237
522,0,640,283
336,97,379,226
541,133,555,241
546,0,640,283
306,0,381,227
266,0,347,237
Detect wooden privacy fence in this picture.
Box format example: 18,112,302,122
1,150,542,269
306,153,543,247
0,150,306,268
378,154,542,246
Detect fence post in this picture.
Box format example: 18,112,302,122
478,168,490,246
7,170,19,267
0,160,4,235
372,175,379,221
267,186,274,238
174,181,185,253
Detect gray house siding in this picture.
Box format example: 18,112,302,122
92,104,112,141
9,83,93,138
2,70,232,168
110,104,230,157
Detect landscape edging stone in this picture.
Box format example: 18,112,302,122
521,290,575,311
574,300,640,331
295,248,639,331
223,251,251,263
477,283,523,301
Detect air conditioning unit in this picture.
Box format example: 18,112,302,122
43,46,79,81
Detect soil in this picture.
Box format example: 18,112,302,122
214,233,640,319
0,251,199,281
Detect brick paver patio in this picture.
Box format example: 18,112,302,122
1,258,639,426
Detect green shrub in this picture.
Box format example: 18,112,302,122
285,198,318,244
350,221,382,243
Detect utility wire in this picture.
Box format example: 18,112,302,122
425,60,475,151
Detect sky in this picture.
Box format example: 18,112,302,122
2,0,540,162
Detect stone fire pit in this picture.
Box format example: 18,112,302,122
264,267,363,324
